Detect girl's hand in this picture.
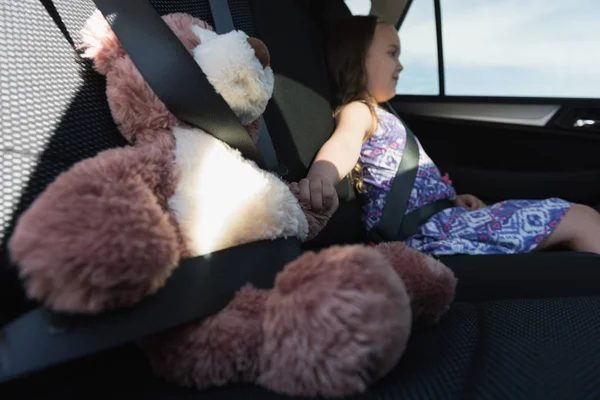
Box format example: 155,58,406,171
290,177,339,214
455,194,486,210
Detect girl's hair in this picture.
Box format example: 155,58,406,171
325,15,384,193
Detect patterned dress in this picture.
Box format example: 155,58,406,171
359,106,572,256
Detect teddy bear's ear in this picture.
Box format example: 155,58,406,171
192,24,218,44
79,10,126,75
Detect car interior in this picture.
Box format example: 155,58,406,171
2,0,600,398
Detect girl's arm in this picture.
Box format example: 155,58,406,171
292,101,373,211
308,101,372,184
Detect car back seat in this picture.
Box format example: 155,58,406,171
2,1,600,399
247,0,369,250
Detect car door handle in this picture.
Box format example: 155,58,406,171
551,107,600,131
574,119,600,128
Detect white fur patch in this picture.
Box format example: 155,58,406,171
168,126,308,256
191,26,274,125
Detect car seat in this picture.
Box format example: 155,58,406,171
1,0,600,399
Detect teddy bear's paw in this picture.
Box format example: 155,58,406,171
375,242,457,325
8,147,182,313
258,245,412,397
299,202,336,241
413,255,457,326
140,286,268,389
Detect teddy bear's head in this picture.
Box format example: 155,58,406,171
80,12,274,145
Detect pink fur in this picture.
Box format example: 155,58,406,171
105,56,180,144
80,12,210,76
141,286,268,388
84,14,211,144
258,245,411,397
9,139,183,312
80,12,260,147
79,10,126,75
301,203,336,241
286,182,336,240
161,13,210,51
246,117,262,143
376,242,457,325
137,241,456,397
7,10,458,398
139,245,419,398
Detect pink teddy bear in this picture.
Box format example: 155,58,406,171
8,11,457,397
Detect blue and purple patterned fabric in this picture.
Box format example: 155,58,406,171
358,106,572,256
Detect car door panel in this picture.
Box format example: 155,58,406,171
391,100,600,205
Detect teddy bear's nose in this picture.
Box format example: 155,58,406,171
247,37,270,68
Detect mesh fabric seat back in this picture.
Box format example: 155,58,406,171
0,0,366,326
0,0,218,322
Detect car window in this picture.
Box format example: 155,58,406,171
344,0,440,95
396,0,439,95
440,0,600,98
344,0,372,15
348,0,600,99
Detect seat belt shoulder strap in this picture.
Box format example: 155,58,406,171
369,103,420,242
93,0,268,170
207,0,283,175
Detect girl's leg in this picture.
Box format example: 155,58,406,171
536,204,600,254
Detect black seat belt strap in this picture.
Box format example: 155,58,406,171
0,0,301,383
91,0,268,170
396,198,454,239
208,0,236,33
369,103,452,242
369,122,419,243
0,238,301,383
207,0,284,175
256,112,285,175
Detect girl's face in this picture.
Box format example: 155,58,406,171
365,23,403,103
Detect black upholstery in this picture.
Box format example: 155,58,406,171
2,1,600,399
250,0,368,248
5,264,600,400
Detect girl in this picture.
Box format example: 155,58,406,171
292,15,600,256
